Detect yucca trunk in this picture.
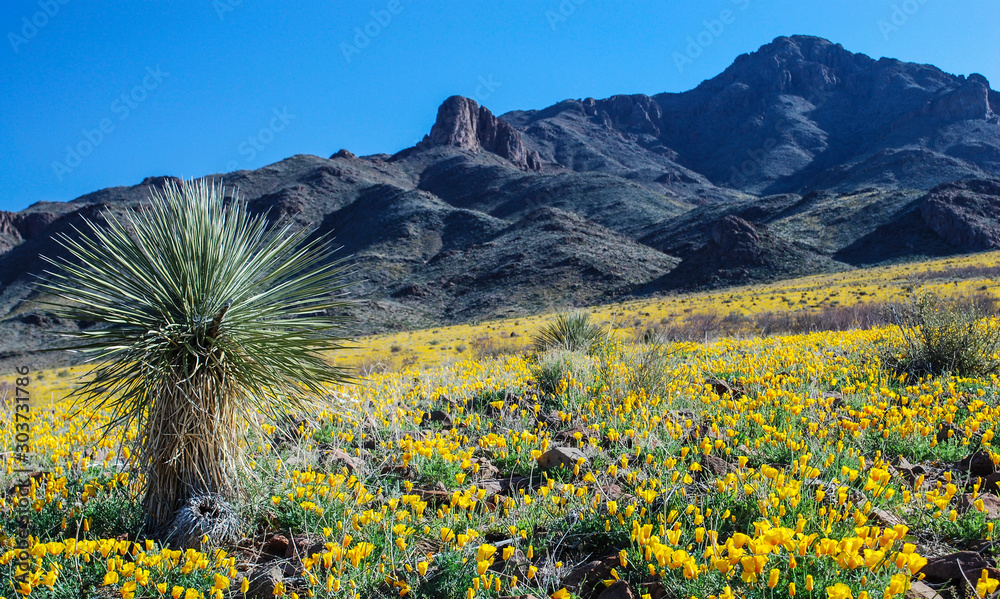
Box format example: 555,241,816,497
141,370,241,533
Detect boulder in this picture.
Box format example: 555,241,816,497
537,446,588,470
916,551,999,585
598,581,637,599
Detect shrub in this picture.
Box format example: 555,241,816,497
533,349,594,397
883,292,1000,377
531,311,605,354
469,334,524,359
625,342,674,399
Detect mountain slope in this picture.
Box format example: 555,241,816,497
504,35,1000,194
2,35,1000,369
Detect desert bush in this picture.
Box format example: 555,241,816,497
531,311,605,354
357,357,391,377
624,341,674,399
469,334,524,359
882,292,1000,377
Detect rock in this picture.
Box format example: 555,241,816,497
0,210,57,248
706,378,736,398
870,507,906,528
598,581,637,599
555,425,593,444
711,216,762,262
700,454,732,475
470,457,499,478
330,149,356,159
419,96,541,171
905,580,942,599
936,423,960,444
957,493,1000,518
537,446,588,470
140,175,182,189
483,475,534,495
245,564,283,599
916,551,999,585
476,479,505,498
284,534,326,561
921,180,1000,251
980,472,1000,494
892,456,929,485
561,554,620,599
537,409,563,428
596,483,624,501
639,579,669,599
426,410,453,427
320,447,359,472
259,535,290,562
956,450,996,478
416,488,453,506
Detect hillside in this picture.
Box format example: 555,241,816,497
2,35,1000,369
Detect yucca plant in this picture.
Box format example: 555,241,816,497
531,311,605,354
38,180,351,537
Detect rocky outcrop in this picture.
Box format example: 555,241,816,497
140,175,182,189
585,94,664,136
651,214,844,291
921,179,1000,250
0,210,58,252
710,215,763,263
927,74,996,121
421,96,541,171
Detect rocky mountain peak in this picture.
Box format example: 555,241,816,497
420,96,541,171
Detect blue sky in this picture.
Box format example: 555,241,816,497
2,0,998,212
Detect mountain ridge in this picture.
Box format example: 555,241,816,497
3,34,1000,370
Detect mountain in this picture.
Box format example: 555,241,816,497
2,35,1000,370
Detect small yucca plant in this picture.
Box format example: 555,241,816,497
39,180,351,536
531,311,605,354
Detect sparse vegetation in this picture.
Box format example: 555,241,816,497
531,310,606,353
882,291,1000,377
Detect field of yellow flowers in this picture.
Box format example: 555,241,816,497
344,250,1000,371
3,251,1000,599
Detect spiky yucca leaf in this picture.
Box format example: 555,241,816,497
38,180,351,533
531,311,605,354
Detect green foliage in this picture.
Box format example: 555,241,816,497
37,179,352,531
531,311,605,354
624,341,675,399
532,349,594,400
883,292,1000,377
